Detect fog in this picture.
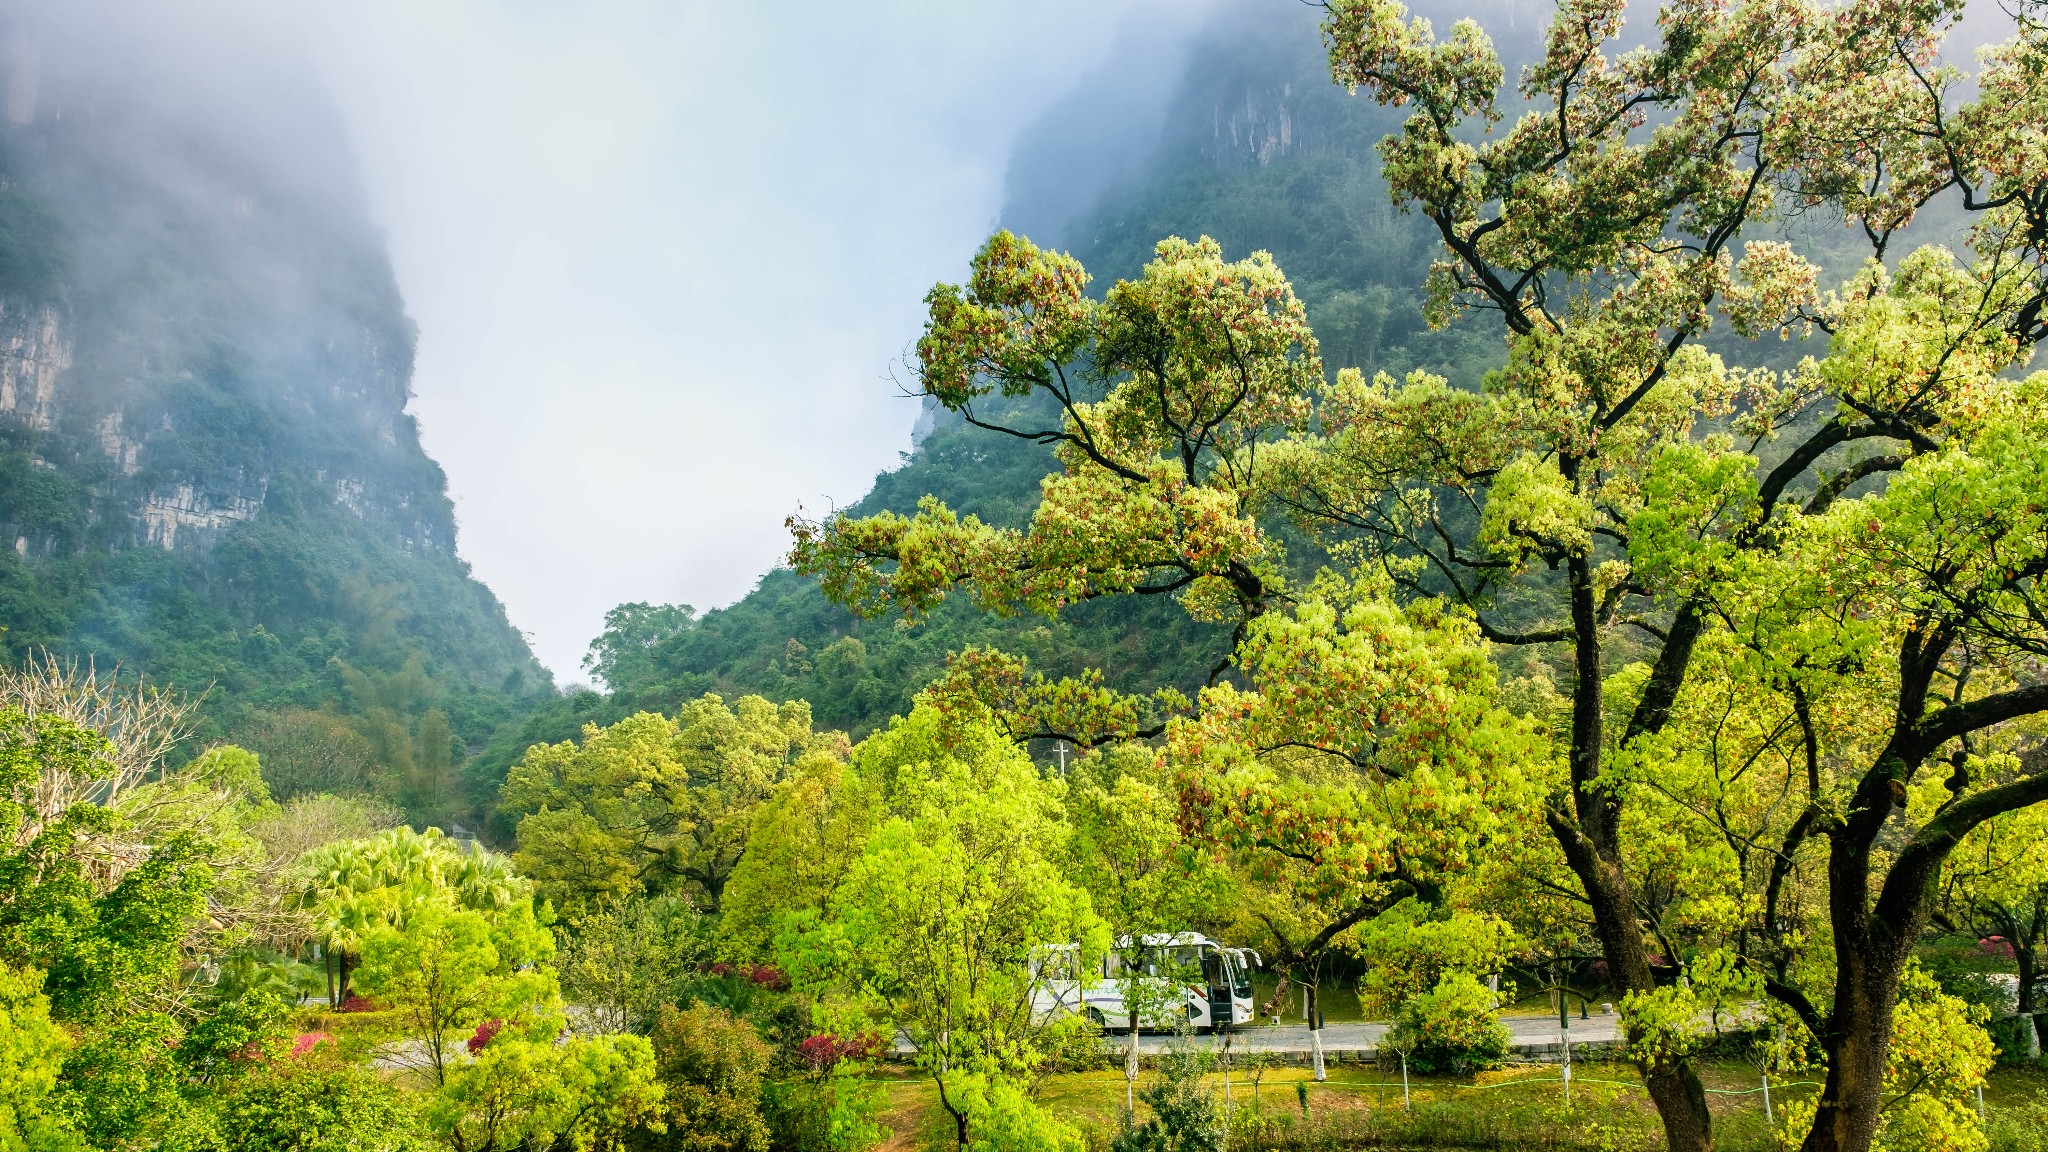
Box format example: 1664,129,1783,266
276,0,1222,679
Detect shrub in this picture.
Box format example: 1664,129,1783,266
965,1077,1081,1152
210,1064,433,1152
645,1003,772,1152
468,1018,503,1055
762,1074,886,1152
1110,1046,1224,1152
1384,972,1513,1075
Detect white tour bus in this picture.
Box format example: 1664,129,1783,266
1031,933,1261,1032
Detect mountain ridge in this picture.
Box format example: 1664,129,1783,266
0,8,548,821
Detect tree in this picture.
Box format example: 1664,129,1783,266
206,1064,434,1152
406,709,460,828
0,961,70,1152
237,709,388,802
787,708,1103,1151
1065,743,1224,1108
1309,3,2048,1149
431,1032,663,1152
558,896,709,1035
584,603,698,693
289,827,530,1007
354,897,558,1085
1109,1045,1224,1152
644,1003,771,1152
717,753,878,963
790,228,1540,1079
1,706,260,1025
501,695,845,915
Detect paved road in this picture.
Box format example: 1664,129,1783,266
887,1012,1623,1061
1127,1012,1621,1055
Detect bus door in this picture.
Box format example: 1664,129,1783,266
1201,949,1236,1028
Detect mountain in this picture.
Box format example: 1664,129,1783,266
469,0,1534,797
0,8,549,820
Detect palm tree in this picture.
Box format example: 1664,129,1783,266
287,827,533,1004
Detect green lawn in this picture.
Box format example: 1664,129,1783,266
867,1059,2048,1151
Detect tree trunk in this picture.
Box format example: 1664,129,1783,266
1553,551,1718,1152
2017,945,2041,1060
1307,981,1326,1082
1800,814,1917,1152
1575,849,1715,1152
1127,1008,1141,1112
935,1072,970,1151
1800,954,1905,1152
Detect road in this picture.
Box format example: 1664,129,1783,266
1127,1011,1621,1056
885,1011,1623,1061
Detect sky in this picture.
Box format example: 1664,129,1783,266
257,0,1205,681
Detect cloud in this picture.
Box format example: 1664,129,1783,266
259,0,1211,678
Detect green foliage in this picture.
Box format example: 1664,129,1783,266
1111,1046,1225,1152
1354,905,1516,1015
957,1077,1082,1152
785,707,1104,1149
289,825,535,1008
716,753,875,963
177,989,290,1086
201,1064,433,1152
431,1032,663,1152
0,963,70,1152
46,1011,191,1150
1383,972,1513,1075
761,1072,886,1152
502,696,843,916
355,897,559,1085
645,1003,771,1152
559,896,709,1035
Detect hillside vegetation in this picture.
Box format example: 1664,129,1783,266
0,11,549,828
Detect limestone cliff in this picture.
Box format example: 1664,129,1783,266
0,11,547,760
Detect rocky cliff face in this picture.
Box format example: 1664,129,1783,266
0,22,450,563
0,9,546,753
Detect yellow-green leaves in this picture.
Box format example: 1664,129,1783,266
918,230,1091,407
1093,235,1320,465
1724,241,1821,339
501,696,843,916
795,233,1315,634
0,962,68,1148
1814,250,2026,428
1480,455,1592,567
788,708,1102,1148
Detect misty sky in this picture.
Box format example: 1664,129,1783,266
262,1,1203,680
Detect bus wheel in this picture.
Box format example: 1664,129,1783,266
1086,1008,1106,1028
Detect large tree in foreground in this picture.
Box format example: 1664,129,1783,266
792,4,2048,1152
1314,2,2048,1150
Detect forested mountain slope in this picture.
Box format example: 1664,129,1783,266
474,0,1527,787
0,10,549,819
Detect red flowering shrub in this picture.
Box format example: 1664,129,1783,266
468,1017,503,1055
796,1031,885,1073
748,964,788,991
1980,937,2017,959
337,995,380,1013
290,1032,335,1059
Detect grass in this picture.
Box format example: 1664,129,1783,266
862,1058,2048,1151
